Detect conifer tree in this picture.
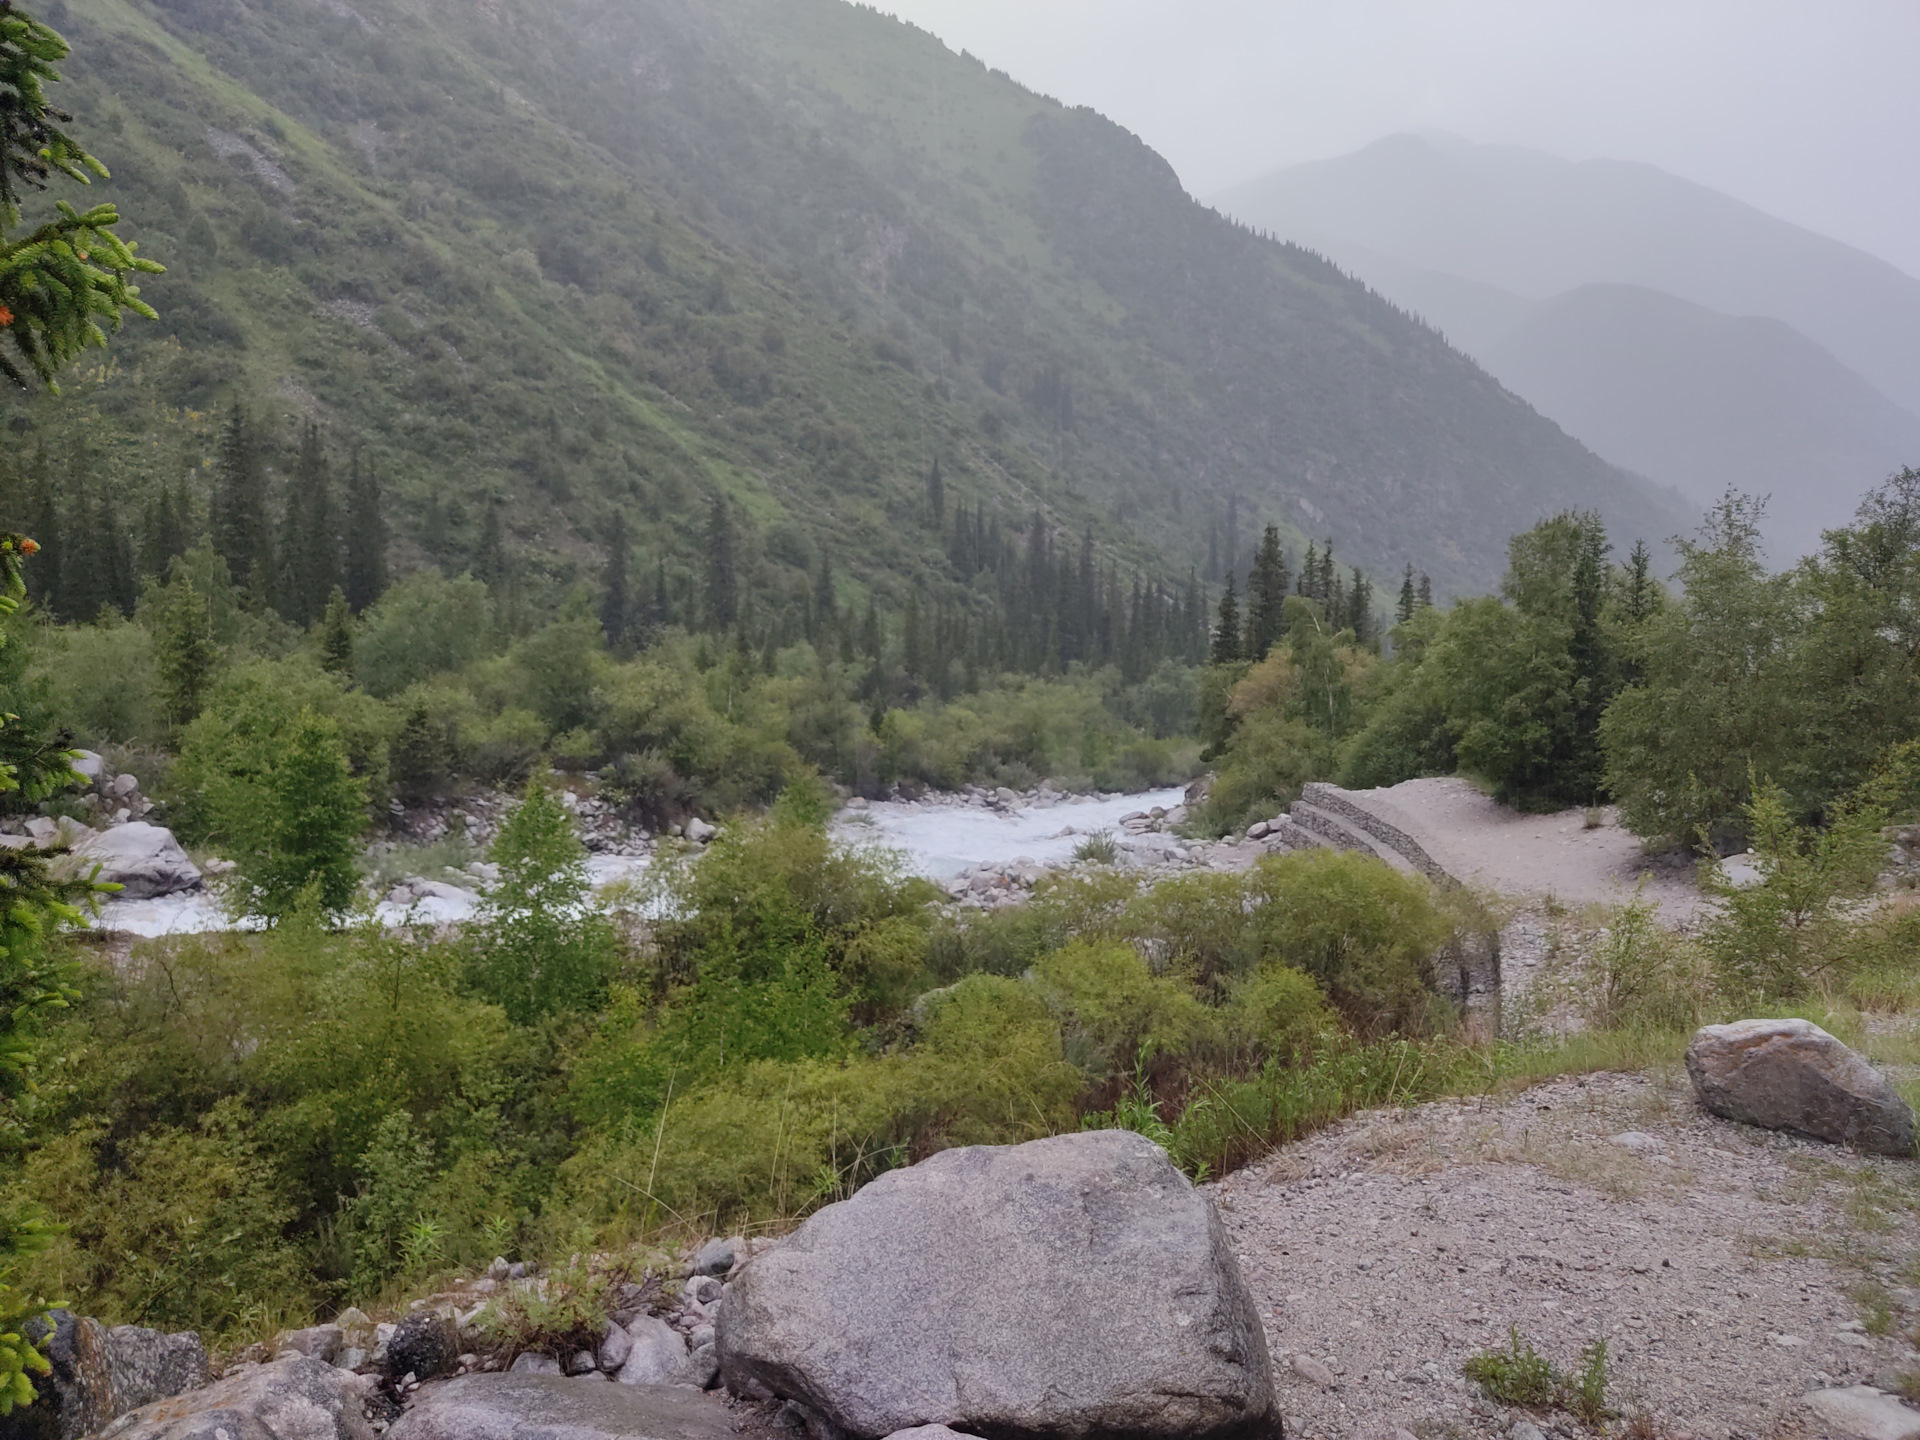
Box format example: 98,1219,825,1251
812,551,835,644
342,453,387,612
860,599,881,662
140,477,191,580
1622,540,1655,624
1417,572,1434,610
23,465,55,613
211,406,271,601
1396,564,1417,625
0,1,161,392
318,586,354,677
277,423,339,627
599,512,629,649
1210,574,1242,665
703,494,736,630
1347,565,1373,644
1298,542,1318,599
1242,523,1290,661
155,567,217,728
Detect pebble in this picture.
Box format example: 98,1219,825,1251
1290,1354,1338,1388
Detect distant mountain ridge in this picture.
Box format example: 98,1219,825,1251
1216,133,1920,558
4,2,1685,614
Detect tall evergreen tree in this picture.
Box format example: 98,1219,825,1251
703,493,736,630
140,476,191,580
1396,563,1418,625
210,405,270,600
1210,574,1242,665
318,586,354,676
1347,565,1373,645
812,551,835,644
600,511,629,649
277,423,338,627
24,465,56,615
1242,523,1290,661
1417,572,1434,610
342,453,387,612
1622,540,1656,624
154,568,217,727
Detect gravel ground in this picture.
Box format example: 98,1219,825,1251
1212,1070,1920,1439
1351,779,1707,922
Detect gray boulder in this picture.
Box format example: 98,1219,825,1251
508,1354,562,1376
715,1129,1279,1440
1687,1018,1916,1155
616,1318,690,1386
0,1313,210,1440
96,1356,374,1440
386,1374,737,1440
58,823,202,898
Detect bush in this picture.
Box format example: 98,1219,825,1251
356,572,496,699
1248,850,1455,1034
11,1100,309,1340
1031,939,1213,1079
210,709,368,922
467,785,619,1025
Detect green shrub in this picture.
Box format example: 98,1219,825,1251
1248,849,1454,1033
212,711,367,922
1031,939,1214,1079
169,658,392,843
1463,1326,1559,1407
1224,966,1337,1067
11,1099,310,1340
29,616,160,746
1123,870,1260,997
355,572,496,699
467,785,619,1025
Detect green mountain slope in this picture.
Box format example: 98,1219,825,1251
4,0,1683,617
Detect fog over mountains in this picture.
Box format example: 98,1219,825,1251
1218,133,1920,561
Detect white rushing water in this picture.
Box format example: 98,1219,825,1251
91,790,1185,936
831,786,1189,882
93,854,656,939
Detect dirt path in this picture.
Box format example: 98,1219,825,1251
1213,1070,1920,1439
1350,779,1708,923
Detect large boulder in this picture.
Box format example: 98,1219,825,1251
58,824,202,899
96,1356,374,1440
1687,1018,1916,1155
385,1373,737,1440
715,1130,1280,1440
0,1314,209,1440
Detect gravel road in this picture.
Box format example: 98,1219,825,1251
1213,1070,1920,1439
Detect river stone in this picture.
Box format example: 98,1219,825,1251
715,1129,1279,1440
1686,1018,1916,1155
58,823,202,898
96,1356,374,1440
386,1373,737,1440
616,1318,690,1386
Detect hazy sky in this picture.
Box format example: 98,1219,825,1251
878,1,1920,279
